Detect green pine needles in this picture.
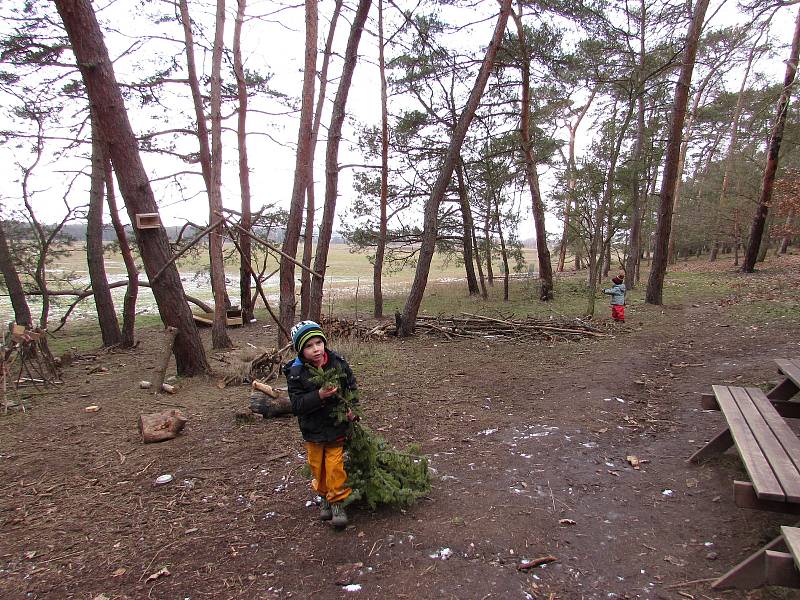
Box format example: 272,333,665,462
308,365,431,509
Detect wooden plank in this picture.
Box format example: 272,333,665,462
688,428,733,463
767,377,800,402
776,358,800,389
733,481,800,514
712,535,788,589
734,387,800,502
713,385,785,502
764,549,800,588
701,392,719,410
192,314,212,326
782,527,800,567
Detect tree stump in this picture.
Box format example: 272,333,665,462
249,391,292,418
138,409,188,443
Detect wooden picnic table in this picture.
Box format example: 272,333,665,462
689,357,800,590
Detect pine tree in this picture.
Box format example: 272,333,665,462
308,366,431,509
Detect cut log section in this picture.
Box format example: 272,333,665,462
138,409,188,443
250,390,291,418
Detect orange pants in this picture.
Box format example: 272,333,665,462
305,442,351,504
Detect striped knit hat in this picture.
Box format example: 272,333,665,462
290,320,327,354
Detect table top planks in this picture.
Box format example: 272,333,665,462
712,385,800,503
782,526,800,566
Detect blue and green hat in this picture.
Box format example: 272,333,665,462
290,320,327,354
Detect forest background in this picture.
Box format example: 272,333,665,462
0,0,799,374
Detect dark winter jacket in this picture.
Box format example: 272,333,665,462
602,282,626,305
283,349,358,443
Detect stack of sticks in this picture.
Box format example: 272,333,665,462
414,312,605,342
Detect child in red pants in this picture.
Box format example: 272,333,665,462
603,275,626,322
284,321,358,527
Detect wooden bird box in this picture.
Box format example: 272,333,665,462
135,213,161,229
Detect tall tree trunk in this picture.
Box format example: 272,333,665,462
646,0,710,304
626,92,647,285
87,116,122,346
0,220,31,328
626,0,648,282
495,194,510,301
780,209,794,253
484,209,494,286
587,100,633,315
178,0,231,312
511,7,553,301
373,0,389,317
558,90,595,273
399,0,512,335
233,0,254,324
472,225,488,299
104,157,137,348
301,0,342,319
709,36,760,261
280,0,318,342
743,6,800,272
456,159,480,295
208,0,232,349
54,0,209,376
309,0,373,321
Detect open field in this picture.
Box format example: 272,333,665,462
0,242,538,328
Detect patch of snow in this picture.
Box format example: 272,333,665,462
343,584,362,592
429,548,453,560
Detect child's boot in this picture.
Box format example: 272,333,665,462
319,498,332,521
331,502,348,528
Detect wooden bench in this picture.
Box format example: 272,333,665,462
713,526,800,589
690,374,800,590
689,385,800,511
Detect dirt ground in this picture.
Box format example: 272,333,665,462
2,262,800,600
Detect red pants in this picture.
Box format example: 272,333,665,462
611,305,625,322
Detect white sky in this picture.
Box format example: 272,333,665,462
0,0,796,241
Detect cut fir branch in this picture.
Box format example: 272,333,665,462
308,365,431,509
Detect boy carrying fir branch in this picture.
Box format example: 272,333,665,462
284,320,358,528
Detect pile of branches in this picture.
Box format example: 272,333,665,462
320,316,394,341
214,344,291,387
414,313,605,342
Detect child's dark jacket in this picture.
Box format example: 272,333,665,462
283,349,358,443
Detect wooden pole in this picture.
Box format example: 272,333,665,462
150,218,224,284
153,326,178,394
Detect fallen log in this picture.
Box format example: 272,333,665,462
249,390,292,418
138,409,188,443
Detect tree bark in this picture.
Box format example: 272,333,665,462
280,0,318,342
87,114,121,346
511,7,553,301
709,35,760,261
456,159,480,295
301,0,342,319
743,5,800,273
309,0,373,321
0,220,32,328
495,194,510,302
399,0,512,335
207,0,232,349
54,0,209,376
373,0,389,318
103,157,137,347
233,0,254,324
558,89,595,273
646,0,710,304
